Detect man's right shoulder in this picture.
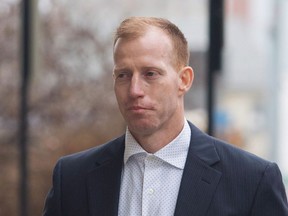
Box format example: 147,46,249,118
55,134,125,172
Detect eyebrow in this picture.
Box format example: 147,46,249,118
113,65,166,75
113,67,131,73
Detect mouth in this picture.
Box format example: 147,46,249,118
127,105,153,113
128,106,147,110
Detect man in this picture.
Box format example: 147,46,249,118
43,17,288,216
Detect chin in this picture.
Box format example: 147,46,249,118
128,120,159,135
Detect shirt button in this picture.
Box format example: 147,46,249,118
147,188,154,195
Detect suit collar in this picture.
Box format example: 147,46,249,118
187,122,220,165
174,122,222,216
86,136,125,216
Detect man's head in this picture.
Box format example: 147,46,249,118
113,17,189,70
113,17,193,151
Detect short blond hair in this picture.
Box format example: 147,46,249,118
114,17,189,69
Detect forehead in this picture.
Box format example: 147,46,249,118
114,26,171,46
113,27,174,61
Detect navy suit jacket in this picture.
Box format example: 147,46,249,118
43,122,288,216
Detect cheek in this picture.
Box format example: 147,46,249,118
114,86,125,100
155,84,179,107
114,91,126,111
161,80,180,98
166,83,181,105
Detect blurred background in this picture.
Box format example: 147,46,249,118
0,0,287,215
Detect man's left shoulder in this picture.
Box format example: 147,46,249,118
213,137,273,172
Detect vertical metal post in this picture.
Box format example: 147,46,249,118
19,0,32,215
207,0,224,135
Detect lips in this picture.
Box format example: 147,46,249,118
127,105,153,113
128,106,147,110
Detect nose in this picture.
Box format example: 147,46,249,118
129,74,145,98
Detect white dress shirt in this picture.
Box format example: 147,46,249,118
118,120,191,216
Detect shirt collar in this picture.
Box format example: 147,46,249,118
124,120,191,169
123,129,146,164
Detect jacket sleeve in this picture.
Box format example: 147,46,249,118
250,163,288,216
42,159,63,216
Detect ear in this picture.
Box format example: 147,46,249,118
178,66,194,95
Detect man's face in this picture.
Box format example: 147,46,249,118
113,28,185,138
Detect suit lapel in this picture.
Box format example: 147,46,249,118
174,123,222,216
86,136,125,216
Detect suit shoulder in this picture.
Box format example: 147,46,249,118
212,136,272,171
188,121,272,170
57,135,125,171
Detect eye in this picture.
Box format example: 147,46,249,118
114,71,131,80
146,71,156,76
144,71,159,79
